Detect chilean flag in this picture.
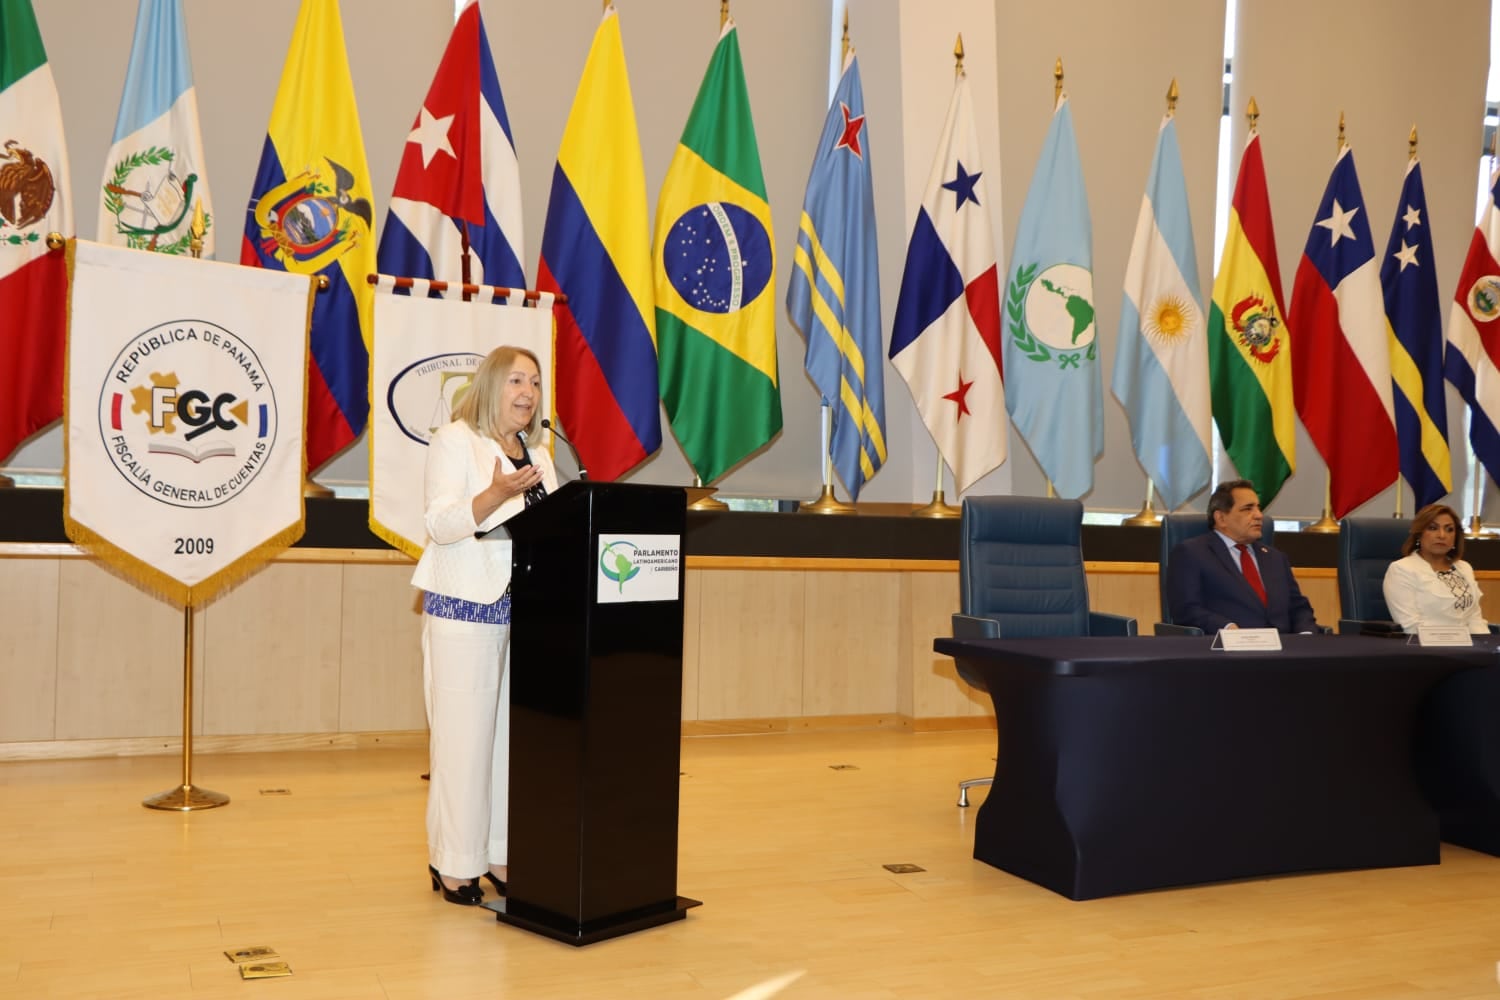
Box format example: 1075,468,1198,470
1445,166,1500,484
887,70,1005,494
376,0,525,289
1288,145,1397,517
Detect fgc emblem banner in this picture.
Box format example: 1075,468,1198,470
63,240,313,606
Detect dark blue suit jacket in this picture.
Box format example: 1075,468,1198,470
1166,531,1319,634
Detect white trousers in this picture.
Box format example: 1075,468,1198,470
422,614,510,878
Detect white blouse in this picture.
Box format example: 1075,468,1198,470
1381,553,1489,635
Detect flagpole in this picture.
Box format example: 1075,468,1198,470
1304,113,1349,535
145,208,228,812
803,405,854,514
303,268,336,499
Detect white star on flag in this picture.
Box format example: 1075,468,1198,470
406,105,454,168
1316,198,1359,245
1392,240,1419,271
1402,204,1422,229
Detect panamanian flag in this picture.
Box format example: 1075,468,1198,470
377,0,524,289
888,69,1005,494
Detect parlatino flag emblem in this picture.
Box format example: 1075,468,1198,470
102,146,206,254
1006,261,1096,369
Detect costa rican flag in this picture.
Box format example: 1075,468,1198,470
1446,165,1500,485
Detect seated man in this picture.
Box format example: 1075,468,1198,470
1165,478,1320,634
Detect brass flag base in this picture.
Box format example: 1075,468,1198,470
686,486,727,510
0,474,13,488
143,783,230,811
1302,510,1340,533
1469,516,1490,537
302,479,334,498
1121,501,1160,526
912,489,959,519
802,485,854,514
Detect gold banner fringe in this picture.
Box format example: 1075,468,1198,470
367,516,423,562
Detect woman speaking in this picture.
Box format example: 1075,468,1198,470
1382,503,1489,636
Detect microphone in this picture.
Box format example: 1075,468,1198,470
541,418,588,480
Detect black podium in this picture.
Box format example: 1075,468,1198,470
485,480,699,945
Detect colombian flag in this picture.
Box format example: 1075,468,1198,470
538,5,659,481
241,0,374,474
652,18,780,485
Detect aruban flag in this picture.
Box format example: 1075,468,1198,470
786,50,885,500
377,0,524,289
0,0,72,464
889,69,1005,494
1380,157,1451,508
1445,165,1500,483
1208,131,1295,507
652,17,779,485
1002,93,1100,500
241,0,375,474
538,5,660,481
97,0,214,258
1110,112,1210,511
1289,144,1397,518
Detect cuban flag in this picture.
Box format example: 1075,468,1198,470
888,70,1005,494
97,0,212,258
1288,144,1398,518
1446,164,1500,484
377,0,524,289
1110,113,1210,511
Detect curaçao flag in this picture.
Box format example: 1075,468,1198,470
1110,113,1210,511
889,69,1005,495
786,51,883,500
1289,144,1397,518
377,0,524,289
1003,94,1100,500
539,5,659,481
241,0,374,474
1208,131,1295,507
97,0,213,258
0,0,71,464
1445,165,1500,483
1381,156,1450,508
653,18,779,485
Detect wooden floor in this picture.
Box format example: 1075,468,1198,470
3,730,1500,999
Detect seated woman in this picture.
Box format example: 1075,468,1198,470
1382,503,1489,635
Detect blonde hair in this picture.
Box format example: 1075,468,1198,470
450,346,543,440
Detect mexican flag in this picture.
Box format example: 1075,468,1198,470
0,0,72,463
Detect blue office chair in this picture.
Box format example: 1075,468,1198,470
1154,512,1275,635
1337,517,1411,635
952,495,1137,806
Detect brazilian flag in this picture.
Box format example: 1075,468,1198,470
651,19,780,484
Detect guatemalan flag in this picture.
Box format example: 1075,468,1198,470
241,0,375,474
1110,112,1210,511
376,0,524,289
538,5,660,481
1445,164,1500,484
1288,144,1397,518
888,69,1005,494
97,0,213,258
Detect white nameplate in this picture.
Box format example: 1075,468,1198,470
596,533,681,604
1212,627,1282,651
1415,625,1473,647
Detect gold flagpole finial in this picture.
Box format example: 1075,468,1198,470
841,8,850,63
720,0,728,29
954,34,964,75
190,203,206,260
1166,77,1179,116
1408,124,1419,161
1246,96,1260,133
1054,57,1065,104
1337,110,1346,152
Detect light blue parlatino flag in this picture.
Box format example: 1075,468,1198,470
1110,114,1210,510
786,51,885,500
1002,95,1101,499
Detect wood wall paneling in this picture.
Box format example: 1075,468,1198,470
801,570,903,716
337,564,426,732
694,568,805,720
0,557,61,741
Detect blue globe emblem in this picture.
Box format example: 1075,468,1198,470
663,202,771,314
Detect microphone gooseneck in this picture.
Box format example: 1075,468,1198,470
541,418,589,481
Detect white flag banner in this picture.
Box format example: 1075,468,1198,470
64,239,312,606
370,278,555,557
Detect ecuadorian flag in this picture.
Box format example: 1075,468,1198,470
652,18,780,484
538,5,659,481
240,0,374,474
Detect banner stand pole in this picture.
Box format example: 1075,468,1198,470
143,603,229,812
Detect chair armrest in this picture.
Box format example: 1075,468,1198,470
1338,618,1403,637
952,614,1001,639
1089,612,1137,636
1153,622,1205,637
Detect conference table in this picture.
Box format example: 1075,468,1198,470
932,634,1498,900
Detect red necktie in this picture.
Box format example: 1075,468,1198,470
1236,543,1268,606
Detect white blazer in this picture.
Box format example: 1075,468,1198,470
410,420,560,604
1381,552,1489,635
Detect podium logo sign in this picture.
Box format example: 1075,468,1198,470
597,534,681,603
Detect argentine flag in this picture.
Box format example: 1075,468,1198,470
1110,114,1210,511
97,0,213,257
